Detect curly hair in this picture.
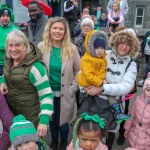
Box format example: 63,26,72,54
109,29,141,58
43,17,74,61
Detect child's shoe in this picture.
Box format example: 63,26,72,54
110,103,132,123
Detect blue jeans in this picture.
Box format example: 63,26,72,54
0,65,3,76
50,97,69,143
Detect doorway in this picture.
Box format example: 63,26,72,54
82,0,99,14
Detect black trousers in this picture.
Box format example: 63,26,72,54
105,132,115,150
119,99,130,136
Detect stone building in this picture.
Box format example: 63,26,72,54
0,0,149,28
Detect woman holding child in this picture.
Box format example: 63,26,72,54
84,29,140,150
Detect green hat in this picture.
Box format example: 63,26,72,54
0,4,14,22
10,115,38,148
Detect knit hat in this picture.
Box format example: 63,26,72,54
0,7,11,18
143,72,150,91
94,37,106,49
10,115,38,148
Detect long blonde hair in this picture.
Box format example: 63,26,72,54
43,17,74,61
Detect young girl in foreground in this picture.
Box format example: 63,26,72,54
67,113,108,150
124,72,150,149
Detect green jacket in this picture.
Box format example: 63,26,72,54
0,23,19,65
4,42,43,126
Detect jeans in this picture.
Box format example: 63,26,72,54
0,65,3,76
50,97,69,143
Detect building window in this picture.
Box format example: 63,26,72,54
134,7,145,28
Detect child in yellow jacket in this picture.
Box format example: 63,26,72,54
77,30,107,89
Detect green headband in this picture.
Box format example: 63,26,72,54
81,113,105,129
73,113,105,148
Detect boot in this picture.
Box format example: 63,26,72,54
110,103,132,124
59,141,68,150
50,140,58,150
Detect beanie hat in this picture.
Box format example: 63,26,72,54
143,72,150,91
0,7,11,18
94,37,106,49
10,115,38,148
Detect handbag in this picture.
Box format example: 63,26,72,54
77,95,117,130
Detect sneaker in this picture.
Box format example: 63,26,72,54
117,135,125,145
59,141,68,150
50,141,58,150
138,79,144,87
116,114,132,124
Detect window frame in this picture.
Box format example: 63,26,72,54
134,6,145,28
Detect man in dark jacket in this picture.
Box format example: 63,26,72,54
100,12,108,27
63,0,81,37
28,1,48,46
92,4,103,26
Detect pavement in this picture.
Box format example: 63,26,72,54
44,56,145,150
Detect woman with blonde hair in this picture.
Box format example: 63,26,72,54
84,29,140,150
0,30,54,138
107,0,129,25
38,17,80,150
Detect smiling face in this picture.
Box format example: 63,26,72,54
117,42,131,57
28,3,41,21
0,14,10,25
78,128,100,150
50,22,65,43
7,40,27,63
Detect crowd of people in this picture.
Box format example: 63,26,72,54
0,0,150,150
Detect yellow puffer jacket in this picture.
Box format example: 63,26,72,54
77,30,108,87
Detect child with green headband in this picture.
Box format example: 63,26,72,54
67,113,108,150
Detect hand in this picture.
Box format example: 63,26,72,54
85,86,103,96
0,83,8,95
124,130,128,138
37,124,48,137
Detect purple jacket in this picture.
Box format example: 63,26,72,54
0,93,14,150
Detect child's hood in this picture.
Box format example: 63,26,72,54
85,30,108,57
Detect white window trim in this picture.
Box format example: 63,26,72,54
134,7,145,28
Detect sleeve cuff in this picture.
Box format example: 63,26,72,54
39,114,50,125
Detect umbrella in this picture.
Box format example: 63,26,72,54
21,0,52,16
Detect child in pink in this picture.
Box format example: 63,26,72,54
124,72,150,150
108,1,123,33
